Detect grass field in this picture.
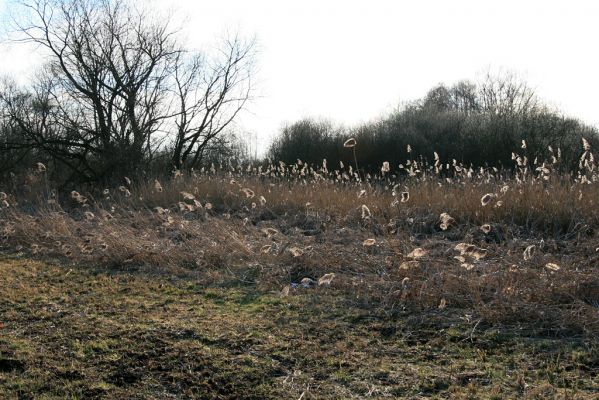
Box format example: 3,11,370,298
0,256,597,399
1,148,599,398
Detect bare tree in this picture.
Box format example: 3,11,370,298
0,75,97,177
449,80,479,114
5,0,256,181
479,71,539,117
171,36,255,170
9,0,181,179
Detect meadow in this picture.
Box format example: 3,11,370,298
0,139,598,398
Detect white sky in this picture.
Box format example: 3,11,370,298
1,0,598,156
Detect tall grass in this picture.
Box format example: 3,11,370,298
1,139,598,335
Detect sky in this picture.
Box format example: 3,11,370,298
1,0,598,156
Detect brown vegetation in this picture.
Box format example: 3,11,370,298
2,140,599,337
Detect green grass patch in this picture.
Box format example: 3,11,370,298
0,256,597,399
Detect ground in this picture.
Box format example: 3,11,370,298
0,255,597,399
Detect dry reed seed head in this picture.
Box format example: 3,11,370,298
118,186,131,197
71,191,87,204
401,277,410,288
481,224,492,234
0,192,7,201
454,255,466,263
179,202,195,212
124,176,132,186
205,203,213,210
407,247,427,259
361,204,371,219
154,180,163,192
439,213,455,230
438,298,447,309
406,144,412,153
259,196,267,206
358,189,367,198
84,211,95,221
455,243,476,254
521,139,527,149
162,216,175,226
172,170,183,179
241,188,255,198
1,200,9,209
461,263,475,270
260,245,272,254
180,191,195,201
154,206,168,215
300,277,315,288
381,161,390,173
400,192,410,203
343,138,357,148
471,248,488,260
583,137,591,151
318,273,335,286
262,227,279,237
400,260,419,270
545,263,560,271
31,244,40,254
102,189,110,195
363,238,376,247
280,285,290,297
36,162,46,173
523,245,536,261
480,193,494,206
288,247,303,257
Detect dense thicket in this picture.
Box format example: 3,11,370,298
268,74,598,173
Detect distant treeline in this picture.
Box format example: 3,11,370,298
268,74,598,173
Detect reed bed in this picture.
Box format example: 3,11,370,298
1,140,599,335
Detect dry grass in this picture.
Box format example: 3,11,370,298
1,154,599,336
1,256,598,398
2,148,599,397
